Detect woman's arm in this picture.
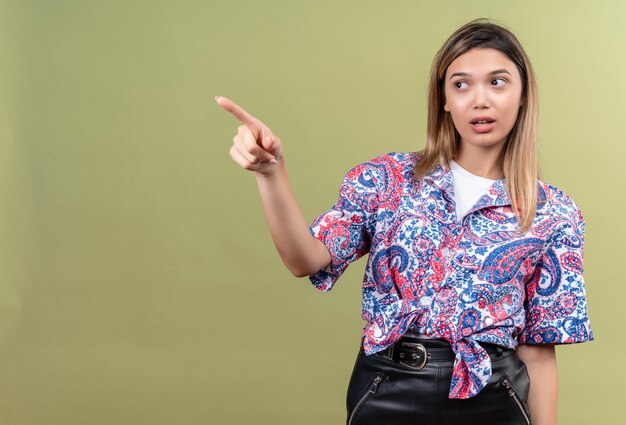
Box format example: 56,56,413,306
515,344,558,425
253,159,331,277
216,96,331,277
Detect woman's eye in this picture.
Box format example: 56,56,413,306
492,78,506,87
454,81,468,89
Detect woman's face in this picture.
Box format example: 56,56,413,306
443,47,523,152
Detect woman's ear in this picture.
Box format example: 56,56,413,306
444,102,449,112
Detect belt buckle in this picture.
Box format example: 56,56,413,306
398,342,429,370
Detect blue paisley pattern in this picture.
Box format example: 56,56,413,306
308,152,594,399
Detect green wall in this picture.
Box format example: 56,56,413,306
0,1,623,424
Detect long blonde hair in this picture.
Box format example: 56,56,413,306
414,19,540,233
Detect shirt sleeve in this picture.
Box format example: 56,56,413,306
518,199,594,345
307,159,382,291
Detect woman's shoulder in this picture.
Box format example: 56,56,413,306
351,151,421,176
340,151,420,193
537,179,585,224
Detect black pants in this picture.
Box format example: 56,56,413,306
346,336,531,425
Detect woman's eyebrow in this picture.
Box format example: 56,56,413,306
449,69,513,79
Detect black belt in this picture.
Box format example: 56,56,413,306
375,336,509,370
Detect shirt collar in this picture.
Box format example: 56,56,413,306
422,161,548,212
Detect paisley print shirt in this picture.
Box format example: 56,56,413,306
308,151,594,399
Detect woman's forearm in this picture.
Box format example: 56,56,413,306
254,158,331,277
515,344,558,425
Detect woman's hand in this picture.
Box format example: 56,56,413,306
214,95,330,276
215,95,284,177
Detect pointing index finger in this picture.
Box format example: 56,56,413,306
215,96,258,127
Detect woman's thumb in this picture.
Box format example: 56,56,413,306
262,135,275,151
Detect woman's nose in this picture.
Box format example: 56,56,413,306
473,86,490,109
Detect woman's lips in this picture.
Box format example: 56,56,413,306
470,120,496,133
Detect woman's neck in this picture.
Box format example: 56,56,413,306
453,144,504,180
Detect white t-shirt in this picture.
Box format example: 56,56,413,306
449,160,497,222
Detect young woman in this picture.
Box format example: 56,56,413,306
216,19,593,425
